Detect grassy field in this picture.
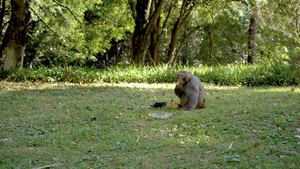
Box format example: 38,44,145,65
0,82,299,168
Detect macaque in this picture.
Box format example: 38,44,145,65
174,70,206,111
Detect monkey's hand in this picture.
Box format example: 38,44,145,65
174,85,184,98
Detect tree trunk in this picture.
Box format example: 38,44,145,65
166,0,197,66
149,14,160,66
247,7,257,64
130,0,165,67
209,31,214,65
0,0,31,71
167,19,182,65
131,0,150,67
0,0,6,37
148,0,174,66
173,26,200,64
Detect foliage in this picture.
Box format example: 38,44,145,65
0,0,299,68
26,0,133,66
1,64,297,86
0,82,299,168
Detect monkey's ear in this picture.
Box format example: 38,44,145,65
185,72,192,82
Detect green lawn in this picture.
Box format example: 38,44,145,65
0,82,299,168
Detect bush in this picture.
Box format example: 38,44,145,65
0,64,297,86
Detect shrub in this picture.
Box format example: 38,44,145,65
0,64,297,86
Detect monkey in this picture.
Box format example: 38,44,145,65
174,84,188,107
174,70,206,111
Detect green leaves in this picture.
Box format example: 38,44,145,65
1,63,297,86
29,0,133,64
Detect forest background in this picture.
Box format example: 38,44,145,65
0,0,299,78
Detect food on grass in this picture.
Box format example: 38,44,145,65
169,100,179,108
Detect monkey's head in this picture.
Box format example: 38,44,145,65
177,70,192,85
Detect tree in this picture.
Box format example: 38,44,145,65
259,0,300,45
147,0,174,66
166,0,200,65
246,0,257,65
0,0,31,71
129,0,165,67
24,0,131,66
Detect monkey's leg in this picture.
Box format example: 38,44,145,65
197,91,206,108
185,94,198,111
180,95,188,108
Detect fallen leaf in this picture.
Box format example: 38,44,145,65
195,141,200,144
178,134,185,137
0,138,12,142
294,135,300,139
254,143,261,147
291,88,295,92
118,113,123,117
279,155,285,159
169,134,175,137
53,157,59,161
180,141,185,144
228,142,233,149
93,132,98,136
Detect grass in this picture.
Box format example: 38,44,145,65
1,63,298,86
0,82,299,168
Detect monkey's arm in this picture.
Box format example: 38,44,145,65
174,85,184,98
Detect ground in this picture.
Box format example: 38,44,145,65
0,82,299,168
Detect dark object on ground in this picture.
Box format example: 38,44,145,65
151,102,167,108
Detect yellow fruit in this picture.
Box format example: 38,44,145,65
169,100,179,108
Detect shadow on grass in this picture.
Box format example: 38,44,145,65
0,82,299,168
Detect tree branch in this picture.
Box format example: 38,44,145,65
229,0,249,6
145,0,165,35
128,0,136,21
174,26,201,63
52,0,82,24
30,7,60,36
183,1,198,22
217,27,244,57
159,3,175,39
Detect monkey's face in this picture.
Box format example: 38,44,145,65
177,70,191,85
177,73,185,85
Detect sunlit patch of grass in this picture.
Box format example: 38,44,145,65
0,82,299,168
